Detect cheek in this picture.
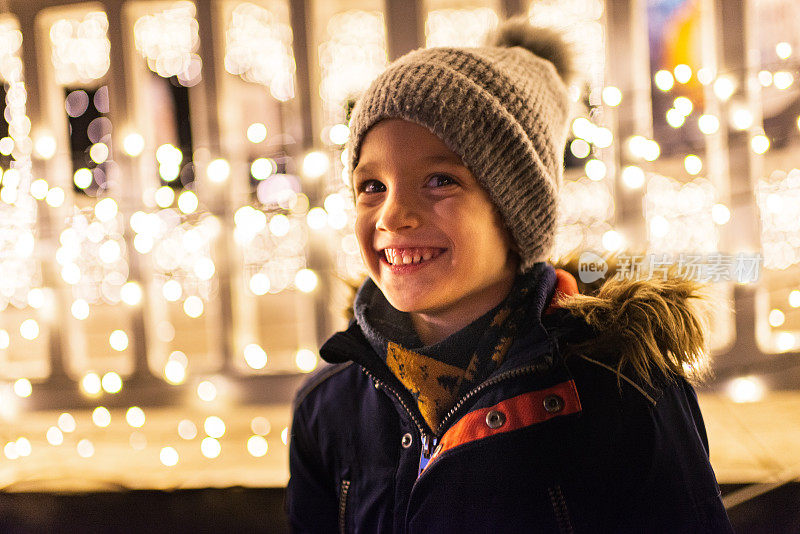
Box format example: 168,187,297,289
354,215,374,262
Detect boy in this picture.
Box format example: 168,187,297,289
287,18,733,533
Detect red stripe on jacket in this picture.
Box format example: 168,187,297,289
425,380,582,470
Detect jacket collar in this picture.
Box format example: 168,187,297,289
320,264,561,376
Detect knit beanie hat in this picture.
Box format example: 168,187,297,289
346,18,574,271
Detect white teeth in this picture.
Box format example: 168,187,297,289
383,248,441,265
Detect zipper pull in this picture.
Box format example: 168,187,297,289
418,433,439,476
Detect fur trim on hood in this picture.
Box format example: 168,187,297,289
554,272,713,387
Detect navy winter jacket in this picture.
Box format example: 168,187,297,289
287,266,733,533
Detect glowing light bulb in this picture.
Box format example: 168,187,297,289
666,108,685,128
728,376,764,403
654,70,674,91
178,420,197,440
713,76,735,101
204,416,226,438
120,282,143,306
77,439,94,458
177,191,198,214
249,273,271,295
789,290,800,308
92,406,111,427
95,197,118,222
776,42,792,60
601,86,622,107
751,134,770,154
35,135,57,159
155,186,175,208
20,319,39,340
45,187,65,207
698,114,720,135
328,124,350,145
58,413,77,432
162,280,183,302
109,329,129,351
206,159,230,183
730,106,753,131
295,269,318,293
773,71,793,90
89,142,109,164
250,158,274,180
295,349,318,372
768,309,785,327
602,230,624,252
73,168,93,189
102,372,123,393
247,123,267,143
160,446,179,466
302,151,329,179
684,155,702,175
673,97,693,116
13,378,32,398
711,203,730,225
47,427,64,446
183,296,204,318
126,407,145,428
570,139,590,159
197,380,217,402
248,435,268,457
306,207,327,230
123,133,144,156
673,64,692,84
584,159,606,181
164,360,187,385
244,344,268,369
201,437,221,458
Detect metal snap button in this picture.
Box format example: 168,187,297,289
401,433,413,448
543,394,565,413
485,410,506,429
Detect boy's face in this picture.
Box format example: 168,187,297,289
353,119,518,318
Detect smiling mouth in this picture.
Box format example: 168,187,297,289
382,247,446,266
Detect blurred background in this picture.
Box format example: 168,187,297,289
0,0,798,531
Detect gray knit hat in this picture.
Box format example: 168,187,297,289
346,18,574,271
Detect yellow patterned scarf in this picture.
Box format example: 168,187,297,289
354,266,546,432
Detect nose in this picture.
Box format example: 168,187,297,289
376,187,421,232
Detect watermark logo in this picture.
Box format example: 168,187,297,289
578,251,608,283
575,252,763,284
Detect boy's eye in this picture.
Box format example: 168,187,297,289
426,174,456,188
357,179,386,194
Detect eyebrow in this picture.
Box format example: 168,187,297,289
353,154,465,177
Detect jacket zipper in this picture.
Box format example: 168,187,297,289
548,485,574,534
362,369,432,451
363,359,550,461
434,361,551,436
338,479,350,534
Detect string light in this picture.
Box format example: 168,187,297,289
247,123,267,143
601,86,622,106
751,134,770,154
728,376,764,403
654,70,674,91
247,435,268,457
673,64,692,83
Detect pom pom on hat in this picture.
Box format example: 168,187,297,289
487,17,576,86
